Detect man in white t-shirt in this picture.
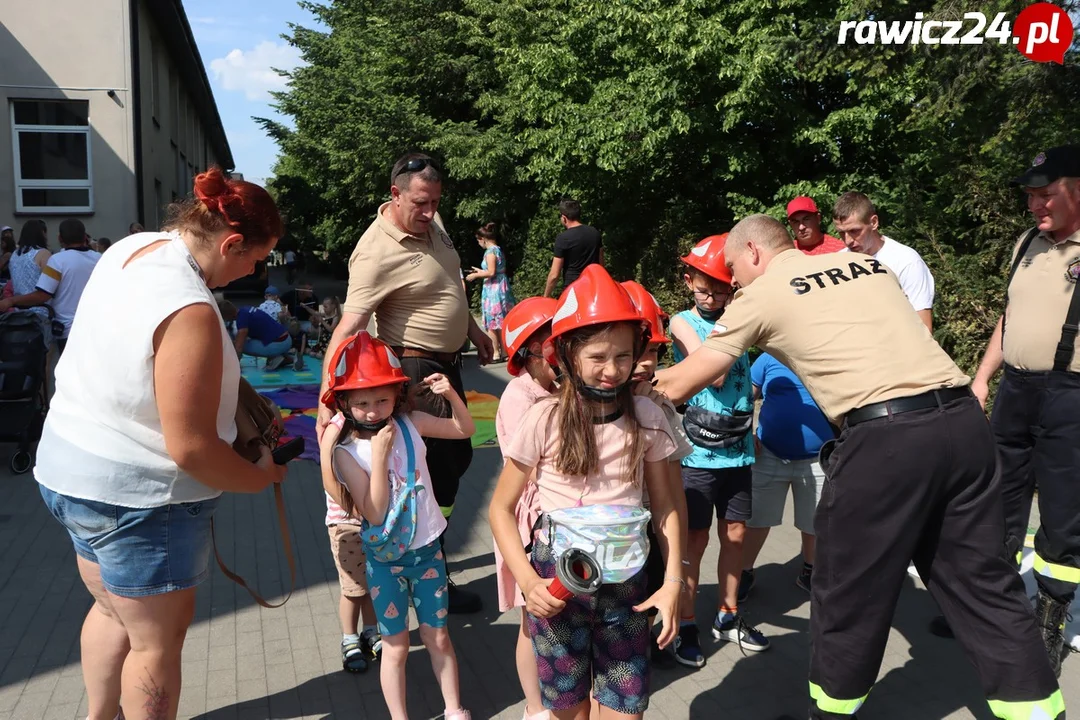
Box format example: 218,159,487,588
832,191,935,331
284,249,298,284
0,218,101,352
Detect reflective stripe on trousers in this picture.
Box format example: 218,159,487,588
988,689,1066,719
1033,553,1080,585
809,683,866,716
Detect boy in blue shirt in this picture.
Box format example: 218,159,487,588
740,353,834,599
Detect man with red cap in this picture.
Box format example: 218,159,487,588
787,196,845,256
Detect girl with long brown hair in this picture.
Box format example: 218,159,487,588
489,265,684,720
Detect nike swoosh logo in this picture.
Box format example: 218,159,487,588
504,323,530,347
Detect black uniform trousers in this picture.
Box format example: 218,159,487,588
996,365,1080,604
399,354,473,524
809,393,1059,719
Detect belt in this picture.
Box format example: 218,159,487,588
390,346,460,364
845,387,972,427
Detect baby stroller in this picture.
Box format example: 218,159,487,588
0,309,51,474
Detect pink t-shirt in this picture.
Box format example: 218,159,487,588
496,374,552,452
505,395,677,512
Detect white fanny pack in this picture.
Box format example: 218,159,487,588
542,504,652,585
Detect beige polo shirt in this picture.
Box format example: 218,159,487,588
1003,228,1080,373
703,249,969,425
344,204,470,353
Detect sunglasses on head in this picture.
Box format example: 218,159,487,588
393,158,440,182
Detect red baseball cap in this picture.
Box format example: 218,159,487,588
786,196,819,218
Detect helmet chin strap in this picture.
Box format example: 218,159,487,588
696,304,725,322
354,417,391,432
575,379,628,403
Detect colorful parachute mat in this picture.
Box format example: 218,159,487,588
260,386,500,464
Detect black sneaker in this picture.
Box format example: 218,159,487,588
293,352,305,371
447,578,482,615
737,569,755,604
361,628,382,661
712,613,770,653
673,624,706,668
341,639,369,673
265,355,287,371
796,565,812,594
650,635,677,669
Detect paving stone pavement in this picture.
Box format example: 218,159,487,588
0,356,1076,719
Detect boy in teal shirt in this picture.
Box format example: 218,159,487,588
669,234,769,668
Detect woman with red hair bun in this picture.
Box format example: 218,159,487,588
34,167,287,720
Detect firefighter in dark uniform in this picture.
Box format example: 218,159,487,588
968,145,1080,677
654,214,1063,719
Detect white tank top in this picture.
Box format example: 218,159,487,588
331,415,447,550
34,232,240,507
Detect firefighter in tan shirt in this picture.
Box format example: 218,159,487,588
654,214,1061,720
964,145,1080,677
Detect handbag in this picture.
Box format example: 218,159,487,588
360,416,421,562
211,377,296,608
682,406,753,450
542,504,652,585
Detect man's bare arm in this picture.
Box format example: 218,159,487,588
543,257,563,298
653,344,739,405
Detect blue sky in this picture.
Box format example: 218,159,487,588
184,0,315,185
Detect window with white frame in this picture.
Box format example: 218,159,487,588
11,100,92,213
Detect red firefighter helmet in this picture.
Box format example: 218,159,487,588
681,233,732,284
620,280,670,344
321,331,408,409
503,297,558,376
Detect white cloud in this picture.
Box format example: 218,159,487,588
210,41,302,101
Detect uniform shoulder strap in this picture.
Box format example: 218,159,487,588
1001,228,1040,351
1006,228,1040,289
1054,260,1080,372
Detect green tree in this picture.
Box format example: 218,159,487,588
265,0,1080,375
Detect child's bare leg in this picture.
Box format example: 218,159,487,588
360,595,378,628
551,701,591,720
338,593,360,635
597,706,643,720
418,624,462,712
379,631,410,720
517,610,545,716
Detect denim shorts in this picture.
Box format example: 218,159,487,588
39,485,220,598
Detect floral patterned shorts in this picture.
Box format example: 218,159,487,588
528,542,651,714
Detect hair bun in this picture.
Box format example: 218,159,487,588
482,222,496,233
194,168,242,227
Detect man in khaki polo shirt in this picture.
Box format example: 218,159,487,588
654,215,1061,720
962,145,1080,676
317,153,494,614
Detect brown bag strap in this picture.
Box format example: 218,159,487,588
211,482,295,608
